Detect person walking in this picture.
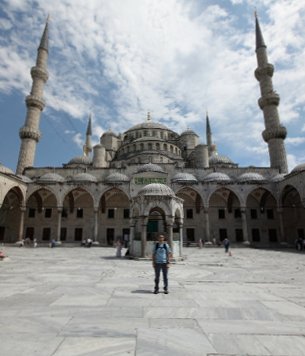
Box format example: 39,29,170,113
223,237,230,253
152,234,172,294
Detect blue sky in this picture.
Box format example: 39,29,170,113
0,0,305,172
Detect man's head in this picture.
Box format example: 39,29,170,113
158,234,166,242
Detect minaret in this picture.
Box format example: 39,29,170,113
254,13,288,173
83,114,93,157
16,19,49,175
206,112,212,156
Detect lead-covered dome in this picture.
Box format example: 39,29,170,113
138,183,175,196
291,163,305,173
171,172,198,184
17,175,33,183
37,173,65,183
0,163,14,174
105,172,130,184
209,153,233,165
126,121,168,132
68,156,92,165
71,173,97,183
203,172,231,183
136,163,164,173
271,174,285,182
237,172,265,183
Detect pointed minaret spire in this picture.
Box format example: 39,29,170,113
39,16,49,52
206,111,213,156
16,19,49,174
254,13,288,173
83,114,93,157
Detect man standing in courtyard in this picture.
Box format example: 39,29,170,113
152,234,172,294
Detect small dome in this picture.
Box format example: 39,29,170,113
72,173,97,183
68,156,92,165
291,163,305,173
105,172,130,184
138,183,175,196
237,172,265,183
17,175,33,183
203,172,231,183
171,172,198,184
0,163,14,174
209,153,233,165
271,174,285,182
37,173,65,183
180,129,198,136
136,163,164,173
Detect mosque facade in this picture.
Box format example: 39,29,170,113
1,16,305,257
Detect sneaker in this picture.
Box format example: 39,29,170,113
164,289,169,294
153,290,159,294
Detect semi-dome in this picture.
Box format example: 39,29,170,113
0,163,14,174
37,173,65,183
136,163,164,173
237,172,265,183
71,173,97,183
68,155,92,165
291,163,305,173
209,153,233,165
271,174,285,182
105,172,130,184
171,172,198,184
203,172,231,183
138,183,175,196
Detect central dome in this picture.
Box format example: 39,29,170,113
126,121,168,132
138,183,175,196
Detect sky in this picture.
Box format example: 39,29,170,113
0,0,305,173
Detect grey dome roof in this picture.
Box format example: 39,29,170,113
271,174,285,182
209,153,233,165
291,163,305,173
126,121,168,132
0,163,14,174
71,173,97,182
172,172,198,184
17,175,33,183
180,129,198,136
203,172,231,183
136,163,164,173
237,172,265,183
138,183,175,196
37,173,65,183
105,172,130,183
68,155,92,165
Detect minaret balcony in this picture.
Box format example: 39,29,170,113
31,66,49,82
19,127,41,142
254,63,274,80
262,126,287,142
258,92,280,109
25,95,45,110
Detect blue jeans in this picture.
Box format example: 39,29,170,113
154,263,168,291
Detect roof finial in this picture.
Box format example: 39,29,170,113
147,111,151,122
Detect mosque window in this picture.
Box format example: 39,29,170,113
60,227,67,241
250,209,257,219
133,144,136,151
160,132,163,139
74,228,83,241
45,208,52,218
235,229,243,242
234,208,241,218
108,209,115,219
123,209,130,219
218,209,225,219
219,228,227,241
266,209,274,219
156,143,160,150
148,143,152,150
268,229,277,242
0,226,5,241
140,143,144,151
76,208,83,218
186,209,193,219
42,228,51,241
252,228,260,242
62,208,68,218
164,144,167,151
144,130,148,136
170,146,173,153
28,208,36,218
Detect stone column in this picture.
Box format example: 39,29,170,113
18,206,26,241
179,219,183,257
129,221,135,255
141,217,147,258
167,220,174,252
204,208,210,242
241,207,249,243
56,207,62,242
277,207,285,242
93,208,98,242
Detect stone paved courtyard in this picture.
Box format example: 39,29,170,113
1,245,305,356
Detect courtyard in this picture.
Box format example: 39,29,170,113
1,246,305,355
